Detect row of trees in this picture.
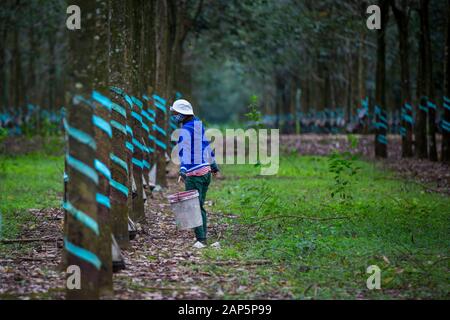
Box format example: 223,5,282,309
1,0,449,163
374,0,449,161
0,0,204,177
0,0,66,113
60,0,202,299
186,0,449,162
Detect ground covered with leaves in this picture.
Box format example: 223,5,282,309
0,140,449,299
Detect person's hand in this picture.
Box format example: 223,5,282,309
178,172,186,183
210,162,221,179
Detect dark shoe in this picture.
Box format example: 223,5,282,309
112,260,126,272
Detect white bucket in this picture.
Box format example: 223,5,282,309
167,190,203,230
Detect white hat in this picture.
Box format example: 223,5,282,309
170,99,194,115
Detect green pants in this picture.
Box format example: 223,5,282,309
185,172,211,242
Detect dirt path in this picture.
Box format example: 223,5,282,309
112,177,229,299
0,175,256,300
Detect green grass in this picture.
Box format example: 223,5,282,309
0,152,63,242
0,151,448,299
206,154,450,299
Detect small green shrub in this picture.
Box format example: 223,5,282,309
328,151,360,202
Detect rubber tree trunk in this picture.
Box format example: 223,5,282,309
123,0,134,216
144,93,157,182
129,0,145,222
291,77,300,134
60,109,68,272
374,0,389,158
137,3,151,189
416,0,429,159
65,0,99,300
92,0,113,296
142,2,156,178
48,33,56,113
359,36,370,135
11,22,25,113
141,95,152,186
391,0,413,157
140,1,155,181
130,96,145,222
166,0,187,151
0,28,7,112
167,0,186,106
27,25,37,112
125,102,133,219
443,0,450,163
280,73,292,134
109,0,130,249
427,99,438,162
0,2,11,113
274,70,287,132
358,33,367,105
154,0,169,187
422,0,437,161
274,75,281,130
346,54,353,124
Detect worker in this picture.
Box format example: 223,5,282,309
170,99,220,249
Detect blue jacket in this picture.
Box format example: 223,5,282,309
177,117,218,174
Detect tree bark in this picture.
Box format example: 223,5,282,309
391,0,413,157
154,0,169,187
423,0,437,161
27,24,37,111
65,0,99,300
92,0,113,296
142,1,156,175
48,33,56,112
375,0,389,158
0,28,7,112
109,0,130,249
443,0,450,163
129,0,145,222
416,0,430,159
10,19,25,112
